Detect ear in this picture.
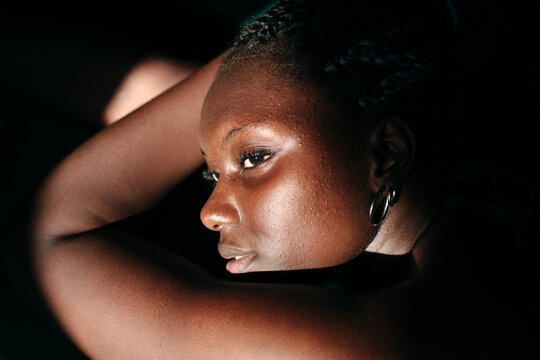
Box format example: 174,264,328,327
367,117,416,192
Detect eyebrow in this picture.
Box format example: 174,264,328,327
223,123,253,144
200,124,251,157
222,119,267,144
200,120,268,156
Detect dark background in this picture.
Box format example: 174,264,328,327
1,1,538,358
0,1,273,358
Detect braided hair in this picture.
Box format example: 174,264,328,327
219,0,492,174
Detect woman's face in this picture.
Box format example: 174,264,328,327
199,59,377,273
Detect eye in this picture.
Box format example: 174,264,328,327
238,150,273,170
202,169,219,186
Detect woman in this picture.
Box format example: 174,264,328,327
8,0,537,358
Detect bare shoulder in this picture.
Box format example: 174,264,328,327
34,228,418,360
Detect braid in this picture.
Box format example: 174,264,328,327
227,0,455,110
232,1,349,50
221,0,494,166
323,22,441,112
232,1,299,50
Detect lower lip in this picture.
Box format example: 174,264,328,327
226,255,254,274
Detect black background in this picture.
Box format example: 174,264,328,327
1,1,538,358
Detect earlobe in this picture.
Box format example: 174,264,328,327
368,117,416,191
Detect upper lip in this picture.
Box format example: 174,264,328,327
218,244,254,260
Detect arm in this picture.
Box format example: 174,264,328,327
25,53,407,360
30,53,224,241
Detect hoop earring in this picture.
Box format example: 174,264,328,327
369,185,400,226
388,185,400,206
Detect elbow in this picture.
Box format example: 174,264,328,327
0,188,58,299
27,174,103,245
27,191,68,248
22,184,85,254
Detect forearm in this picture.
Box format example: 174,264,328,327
29,52,225,242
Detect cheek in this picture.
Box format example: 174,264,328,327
240,162,373,270
303,164,374,266
240,169,312,267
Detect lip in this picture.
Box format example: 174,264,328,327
225,254,255,274
218,245,256,274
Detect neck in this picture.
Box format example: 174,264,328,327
365,172,444,261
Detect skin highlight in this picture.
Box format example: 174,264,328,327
4,2,533,358
199,59,376,273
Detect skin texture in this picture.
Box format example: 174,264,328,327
199,59,377,273
8,46,535,359
3,1,536,357
20,51,435,359
103,57,199,126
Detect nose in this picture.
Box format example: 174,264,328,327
200,187,240,231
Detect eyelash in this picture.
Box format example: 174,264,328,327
202,169,219,187
237,149,274,170
202,149,275,185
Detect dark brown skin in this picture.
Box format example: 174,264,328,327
199,60,376,273
22,53,530,359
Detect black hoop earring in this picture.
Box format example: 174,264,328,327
369,185,400,226
369,186,390,226
388,185,400,206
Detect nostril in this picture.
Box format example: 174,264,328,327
200,195,240,231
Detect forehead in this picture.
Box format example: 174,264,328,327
200,59,323,138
